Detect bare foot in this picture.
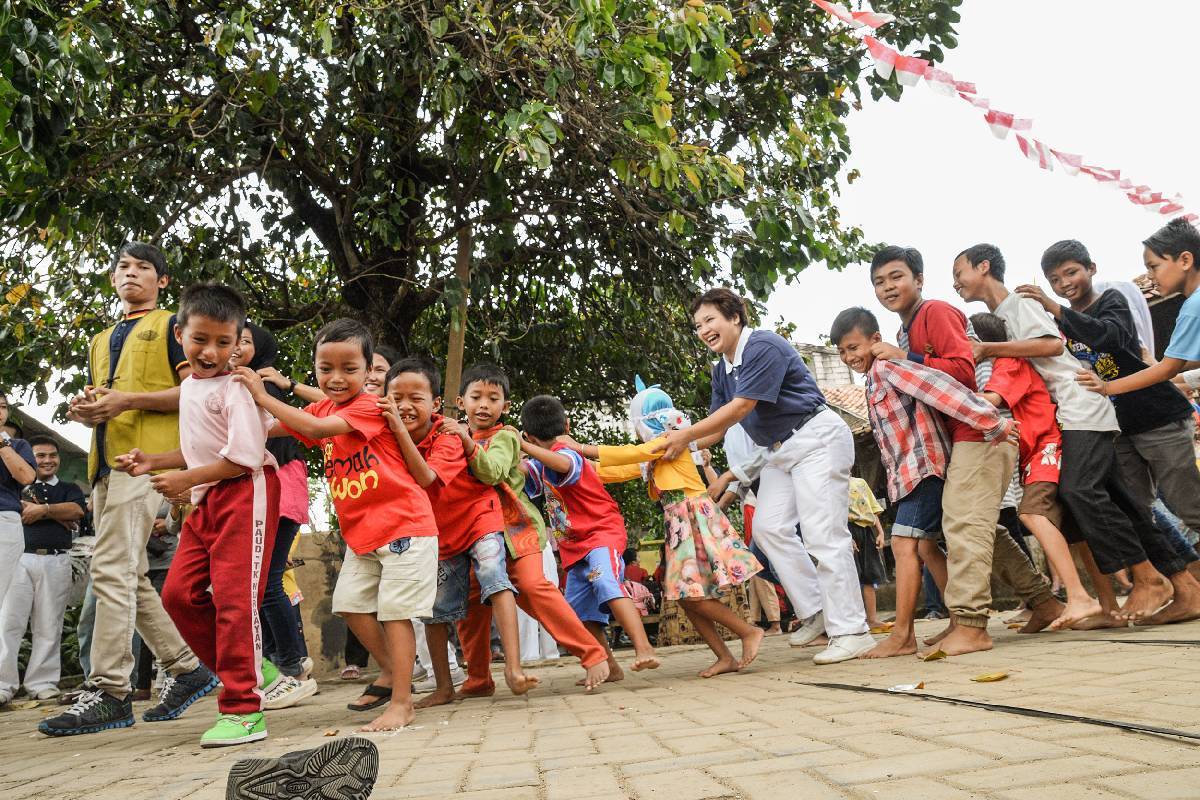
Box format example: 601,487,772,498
922,620,955,647
578,661,611,691
1068,612,1126,630
631,651,660,671
413,687,455,709
765,624,783,636
360,701,415,732
801,634,829,648
578,658,624,686
860,630,916,659
936,625,993,656
739,626,765,668
699,655,740,678
1118,578,1172,622
1019,598,1064,633
454,684,495,700
1138,577,1200,625
1048,597,1103,631
504,669,540,696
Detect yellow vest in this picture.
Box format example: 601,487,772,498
87,309,182,482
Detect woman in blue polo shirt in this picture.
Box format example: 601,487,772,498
657,289,873,664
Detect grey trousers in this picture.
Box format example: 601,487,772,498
1116,417,1200,561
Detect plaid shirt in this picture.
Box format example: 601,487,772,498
866,357,1010,503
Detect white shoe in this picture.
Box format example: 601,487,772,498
789,612,826,647
300,657,314,678
263,675,319,710
33,687,61,701
0,689,12,706
412,666,467,695
813,632,877,665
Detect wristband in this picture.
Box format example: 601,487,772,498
288,378,296,393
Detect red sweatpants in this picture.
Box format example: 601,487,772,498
458,550,606,694
162,470,279,715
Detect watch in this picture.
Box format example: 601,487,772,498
288,378,297,393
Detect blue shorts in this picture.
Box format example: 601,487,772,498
892,477,944,540
564,546,627,625
421,532,514,624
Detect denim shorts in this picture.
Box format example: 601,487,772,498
892,477,944,540
564,546,627,625
421,532,514,624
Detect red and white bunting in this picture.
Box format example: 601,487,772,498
810,0,894,30
924,67,958,96
895,54,930,86
863,36,897,79
983,109,1033,139
1016,134,1054,171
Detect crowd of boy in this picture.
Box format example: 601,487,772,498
1,215,1198,750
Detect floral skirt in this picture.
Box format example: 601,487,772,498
662,492,762,601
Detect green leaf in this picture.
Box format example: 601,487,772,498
431,16,449,38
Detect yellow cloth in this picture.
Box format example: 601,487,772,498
848,477,883,526
597,438,707,498
281,534,303,604
87,309,181,482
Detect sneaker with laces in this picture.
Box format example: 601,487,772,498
38,690,134,736
260,658,282,694
226,735,378,800
200,711,267,748
263,675,320,710
812,631,877,665
788,611,826,647
143,664,219,721
412,666,466,695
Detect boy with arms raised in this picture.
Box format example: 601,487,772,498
955,243,1198,623
236,320,439,732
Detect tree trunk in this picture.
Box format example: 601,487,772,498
443,222,472,409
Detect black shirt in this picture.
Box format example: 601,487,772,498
1058,289,1193,436
23,477,87,551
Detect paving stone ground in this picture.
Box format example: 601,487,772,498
2,617,1198,799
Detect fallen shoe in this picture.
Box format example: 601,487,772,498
202,712,267,748
226,735,379,800
38,689,134,736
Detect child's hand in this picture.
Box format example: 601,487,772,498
707,472,733,502
233,366,268,401
150,470,193,500
440,416,473,443
555,434,583,452
875,531,885,550
1076,370,1107,395
115,448,152,476
1015,284,1061,318
869,341,906,362
378,395,406,435
970,340,989,362
256,366,291,390
700,449,713,468
993,418,1021,448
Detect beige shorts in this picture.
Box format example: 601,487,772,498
332,535,438,622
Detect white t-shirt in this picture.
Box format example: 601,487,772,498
993,293,1119,432
180,373,277,504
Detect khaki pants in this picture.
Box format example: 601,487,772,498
942,442,1053,628
89,470,197,696
747,577,780,624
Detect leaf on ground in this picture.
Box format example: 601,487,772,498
971,671,1009,682
323,728,339,736
921,649,948,662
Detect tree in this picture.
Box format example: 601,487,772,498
1,0,962,410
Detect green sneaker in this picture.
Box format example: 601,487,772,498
260,659,281,694
200,712,267,748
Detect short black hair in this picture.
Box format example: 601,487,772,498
1144,218,1200,263
830,307,880,345
3,421,23,438
373,344,400,367
461,363,510,399
386,356,442,398
177,282,247,332
521,395,568,440
314,318,373,366
1041,239,1094,274
110,241,168,277
689,287,748,328
623,548,637,564
870,245,924,278
969,312,1008,344
27,434,58,451
956,243,1006,284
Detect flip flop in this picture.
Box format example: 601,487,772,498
347,684,391,712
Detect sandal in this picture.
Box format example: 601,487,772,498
340,665,362,681
347,684,391,711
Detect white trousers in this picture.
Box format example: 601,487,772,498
413,619,459,676
0,512,23,607
518,544,562,663
752,408,867,637
0,553,74,694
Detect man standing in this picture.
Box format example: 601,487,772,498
40,243,215,737
0,436,86,704
0,393,37,607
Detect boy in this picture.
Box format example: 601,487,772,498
870,247,1061,655
847,475,888,631
439,364,610,691
43,243,213,737
380,357,536,708
832,307,1055,658
969,311,1102,627
955,242,1198,623
519,395,659,674
237,319,439,732
112,283,279,747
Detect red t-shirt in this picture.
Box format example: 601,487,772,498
984,357,1062,484
527,442,628,568
904,300,983,444
282,393,437,555
624,562,649,584
416,414,505,560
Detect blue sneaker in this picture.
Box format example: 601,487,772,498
143,665,218,721
38,689,134,736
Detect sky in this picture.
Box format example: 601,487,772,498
18,0,1199,449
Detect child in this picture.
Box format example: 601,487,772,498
114,283,279,747
560,379,763,678
438,364,610,692
379,357,536,707
955,242,1196,623
968,311,1102,628
832,306,1057,658
847,476,888,630
236,319,439,732
1028,234,1200,625
519,395,660,674
870,247,1062,656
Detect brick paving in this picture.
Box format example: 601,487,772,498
2,618,1198,799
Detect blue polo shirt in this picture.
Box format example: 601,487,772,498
1,438,36,513
709,329,826,448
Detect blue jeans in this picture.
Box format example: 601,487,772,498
77,580,96,679
423,532,514,624
259,518,306,674
1151,498,1200,562
922,567,947,616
